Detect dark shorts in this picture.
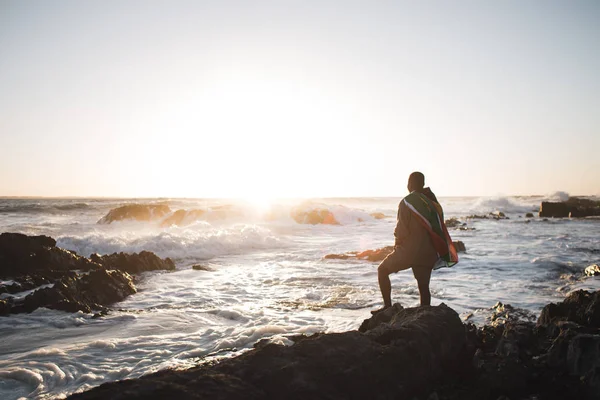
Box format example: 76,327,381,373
378,247,434,274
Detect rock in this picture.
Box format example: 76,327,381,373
160,209,206,227
539,198,600,218
10,269,136,315
291,208,339,225
323,252,358,260
539,202,569,218
0,299,9,316
538,290,600,328
525,213,534,218
0,232,98,279
69,303,466,400
192,264,213,271
585,264,600,277
356,246,394,261
454,241,467,253
90,251,175,274
445,217,464,228
97,204,172,224
370,212,386,219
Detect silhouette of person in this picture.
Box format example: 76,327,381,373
373,171,456,312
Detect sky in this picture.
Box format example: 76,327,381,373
1,0,599,198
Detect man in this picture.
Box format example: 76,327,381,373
374,172,457,312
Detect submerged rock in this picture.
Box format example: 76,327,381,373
69,303,466,400
97,204,172,224
90,251,175,274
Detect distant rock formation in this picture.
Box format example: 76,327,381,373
291,208,339,225
539,197,600,218
97,204,172,224
160,209,206,227
369,212,386,219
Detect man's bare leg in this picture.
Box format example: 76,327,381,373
412,266,433,306
377,265,393,308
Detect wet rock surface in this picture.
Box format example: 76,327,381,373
69,304,466,400
90,251,175,274
0,233,175,315
97,204,172,224
69,290,600,400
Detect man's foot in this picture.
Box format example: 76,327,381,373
370,305,391,315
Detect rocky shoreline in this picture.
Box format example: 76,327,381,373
0,232,175,316
66,290,600,400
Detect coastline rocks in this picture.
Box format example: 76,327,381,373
324,246,394,262
585,264,600,277
525,212,534,218
539,197,600,218
538,290,600,328
90,251,175,274
160,209,206,227
97,204,172,224
69,303,466,400
6,269,136,315
0,233,176,316
291,208,339,225
0,232,98,278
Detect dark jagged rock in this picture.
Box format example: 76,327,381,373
69,303,466,400
0,232,98,279
538,290,600,328
584,264,600,277
291,208,339,225
160,209,206,227
525,212,534,218
90,251,175,275
7,269,136,315
97,204,172,224
0,233,175,315
539,197,600,218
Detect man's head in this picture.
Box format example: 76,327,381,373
407,171,425,193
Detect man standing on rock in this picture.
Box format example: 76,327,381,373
374,172,458,313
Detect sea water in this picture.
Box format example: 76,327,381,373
0,195,599,399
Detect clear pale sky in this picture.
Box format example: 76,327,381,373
1,0,599,198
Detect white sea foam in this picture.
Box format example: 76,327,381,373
56,224,285,261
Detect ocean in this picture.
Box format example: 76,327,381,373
0,195,599,399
